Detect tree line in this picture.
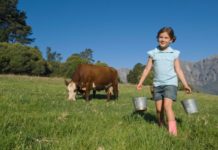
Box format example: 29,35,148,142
0,42,108,77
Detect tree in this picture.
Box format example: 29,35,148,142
46,47,62,62
45,47,63,76
69,48,94,64
127,63,153,85
79,48,94,63
0,0,34,44
127,63,144,84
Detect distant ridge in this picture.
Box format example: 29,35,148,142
117,68,130,83
181,55,218,95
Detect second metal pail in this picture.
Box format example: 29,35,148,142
181,99,198,114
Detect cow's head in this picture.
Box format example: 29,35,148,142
65,80,77,101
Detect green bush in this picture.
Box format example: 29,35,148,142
0,42,49,75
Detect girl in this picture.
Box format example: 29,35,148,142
136,27,191,136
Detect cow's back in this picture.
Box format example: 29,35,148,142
73,64,117,85
91,66,116,84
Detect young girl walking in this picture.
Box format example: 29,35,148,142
136,27,192,136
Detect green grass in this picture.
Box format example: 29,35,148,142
0,75,218,150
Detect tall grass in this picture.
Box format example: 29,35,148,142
0,75,217,150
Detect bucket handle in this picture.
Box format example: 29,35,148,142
133,85,146,98
180,88,193,102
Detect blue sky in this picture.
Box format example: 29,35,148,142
18,0,218,69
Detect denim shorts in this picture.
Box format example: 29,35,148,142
153,85,177,101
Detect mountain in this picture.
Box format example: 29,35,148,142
117,68,130,83
181,55,218,95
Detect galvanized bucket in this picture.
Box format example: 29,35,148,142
181,99,198,114
132,97,147,112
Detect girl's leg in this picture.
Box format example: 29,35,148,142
164,98,177,136
164,98,175,121
155,100,165,126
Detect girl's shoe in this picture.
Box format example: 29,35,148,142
168,120,177,136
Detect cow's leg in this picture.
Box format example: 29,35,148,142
85,90,90,101
113,84,119,100
93,90,96,98
106,88,111,101
85,83,91,101
92,83,96,98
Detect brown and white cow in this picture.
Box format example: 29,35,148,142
65,64,119,101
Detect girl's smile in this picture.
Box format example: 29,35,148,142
158,32,172,49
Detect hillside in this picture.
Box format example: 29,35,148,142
181,55,218,95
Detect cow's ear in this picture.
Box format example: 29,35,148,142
64,79,70,86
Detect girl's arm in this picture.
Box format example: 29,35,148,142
174,58,192,93
137,57,153,90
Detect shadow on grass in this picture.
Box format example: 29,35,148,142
94,94,117,100
175,117,182,124
133,111,157,124
123,111,183,125
122,111,157,124
75,93,117,101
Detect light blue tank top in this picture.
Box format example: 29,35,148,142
147,47,180,87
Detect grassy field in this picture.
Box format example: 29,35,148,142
0,75,218,150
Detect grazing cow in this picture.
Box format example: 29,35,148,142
65,64,119,101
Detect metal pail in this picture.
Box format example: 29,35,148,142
132,97,147,111
181,99,198,114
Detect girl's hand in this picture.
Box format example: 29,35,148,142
136,83,142,90
184,85,192,94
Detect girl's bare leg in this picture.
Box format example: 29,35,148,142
164,98,177,136
155,100,165,126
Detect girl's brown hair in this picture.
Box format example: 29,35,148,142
156,27,176,43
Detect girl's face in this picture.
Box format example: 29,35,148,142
158,32,173,49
